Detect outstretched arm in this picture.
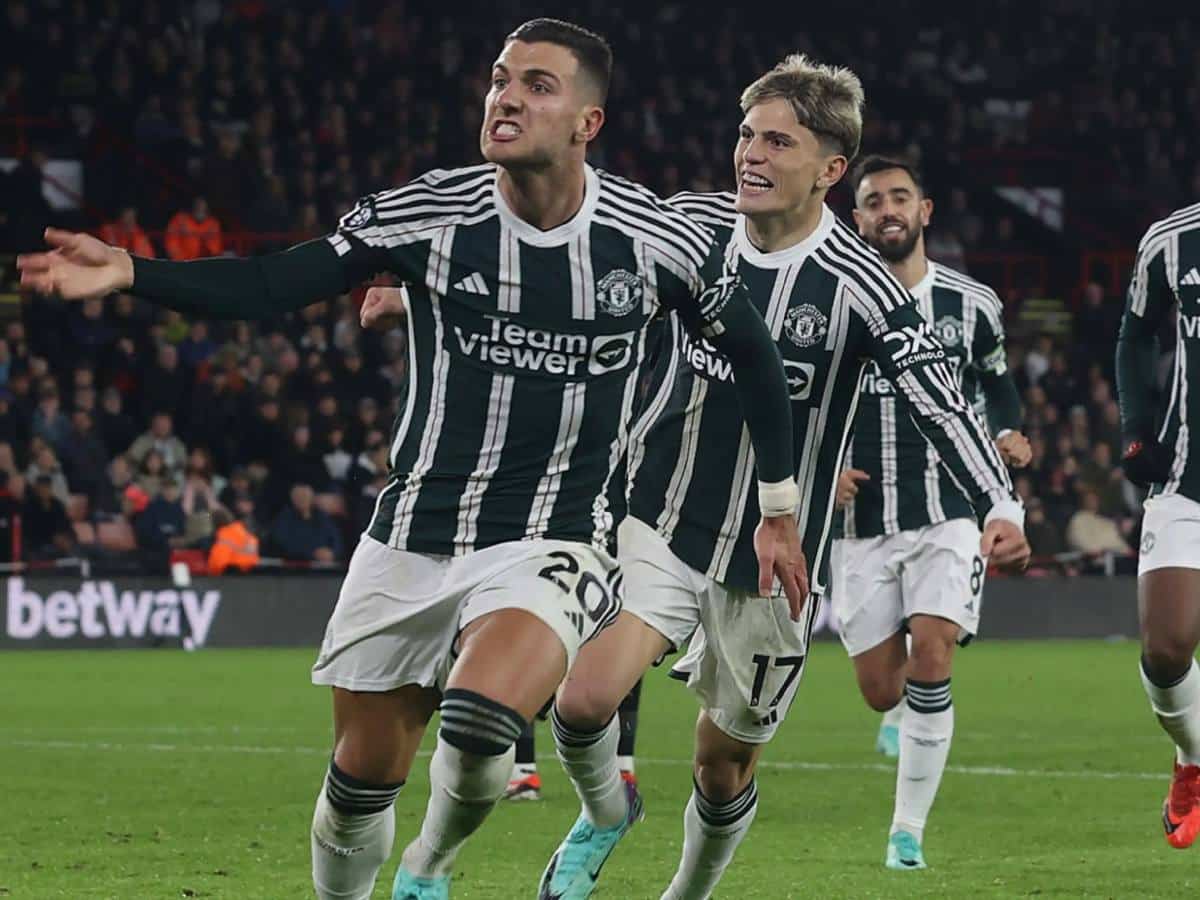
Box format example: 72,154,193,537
18,228,369,320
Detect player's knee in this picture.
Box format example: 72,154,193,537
694,757,755,803
908,631,956,680
433,688,524,803
858,672,904,712
1141,639,1197,686
554,679,623,733
333,732,407,786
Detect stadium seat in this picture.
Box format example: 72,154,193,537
315,492,347,517
170,548,209,577
97,518,138,553
67,494,89,522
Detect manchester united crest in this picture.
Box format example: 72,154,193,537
596,269,643,317
784,304,829,348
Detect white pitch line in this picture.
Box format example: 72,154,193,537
3,739,1166,782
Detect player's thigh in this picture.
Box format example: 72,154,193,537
1138,493,1200,661
313,536,462,778
557,610,671,729
831,536,905,658
311,534,461,694
451,539,622,720
900,518,984,645
674,581,821,745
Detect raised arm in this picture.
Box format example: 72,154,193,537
1116,238,1176,486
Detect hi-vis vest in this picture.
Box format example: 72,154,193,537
208,521,260,574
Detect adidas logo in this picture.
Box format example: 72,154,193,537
1182,267,1200,287
453,272,489,295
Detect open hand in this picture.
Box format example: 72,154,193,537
753,514,809,621
17,228,134,300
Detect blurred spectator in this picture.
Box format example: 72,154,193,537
24,437,69,505
127,412,188,475
178,321,218,369
97,387,139,459
181,447,222,543
0,442,23,502
0,471,18,563
1066,488,1132,556
0,390,29,453
22,475,74,559
135,449,175,498
134,478,186,556
323,424,354,484
1025,498,1066,559
218,467,263,534
60,409,109,502
31,382,70,451
140,344,190,424
99,206,156,257
270,483,343,563
165,197,223,261
94,455,134,518
207,506,261,575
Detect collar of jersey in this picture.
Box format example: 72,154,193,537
733,204,835,268
909,259,937,298
491,164,600,247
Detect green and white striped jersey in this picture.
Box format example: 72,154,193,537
1122,201,1200,503
843,262,1012,538
325,164,754,556
628,193,1017,593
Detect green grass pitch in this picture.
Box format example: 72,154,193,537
2,640,1197,898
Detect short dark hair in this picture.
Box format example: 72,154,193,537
850,154,925,200
506,18,613,103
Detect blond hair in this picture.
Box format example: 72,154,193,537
740,54,865,159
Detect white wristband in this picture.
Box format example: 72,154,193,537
758,477,800,517
984,498,1025,531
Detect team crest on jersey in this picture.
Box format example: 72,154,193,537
596,269,643,317
934,315,964,348
340,204,373,229
784,304,829,348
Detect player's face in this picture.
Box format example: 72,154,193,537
852,168,932,263
733,98,844,216
481,40,603,170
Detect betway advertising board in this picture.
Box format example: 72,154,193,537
3,576,342,649
2,574,1138,649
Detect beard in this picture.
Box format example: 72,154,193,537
871,224,922,263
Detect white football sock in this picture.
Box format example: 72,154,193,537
552,705,628,828
661,779,758,900
311,764,402,900
1141,657,1200,766
401,735,514,878
892,678,954,844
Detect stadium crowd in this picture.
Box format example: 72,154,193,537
2,0,1197,572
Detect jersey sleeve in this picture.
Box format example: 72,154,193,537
970,289,1022,435
661,235,795,485
1116,237,1175,440
850,280,1020,524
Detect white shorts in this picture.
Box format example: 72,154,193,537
312,535,620,692
830,518,983,658
1139,493,1200,575
618,516,817,744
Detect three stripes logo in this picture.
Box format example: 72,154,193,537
453,272,489,295
1182,267,1200,287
